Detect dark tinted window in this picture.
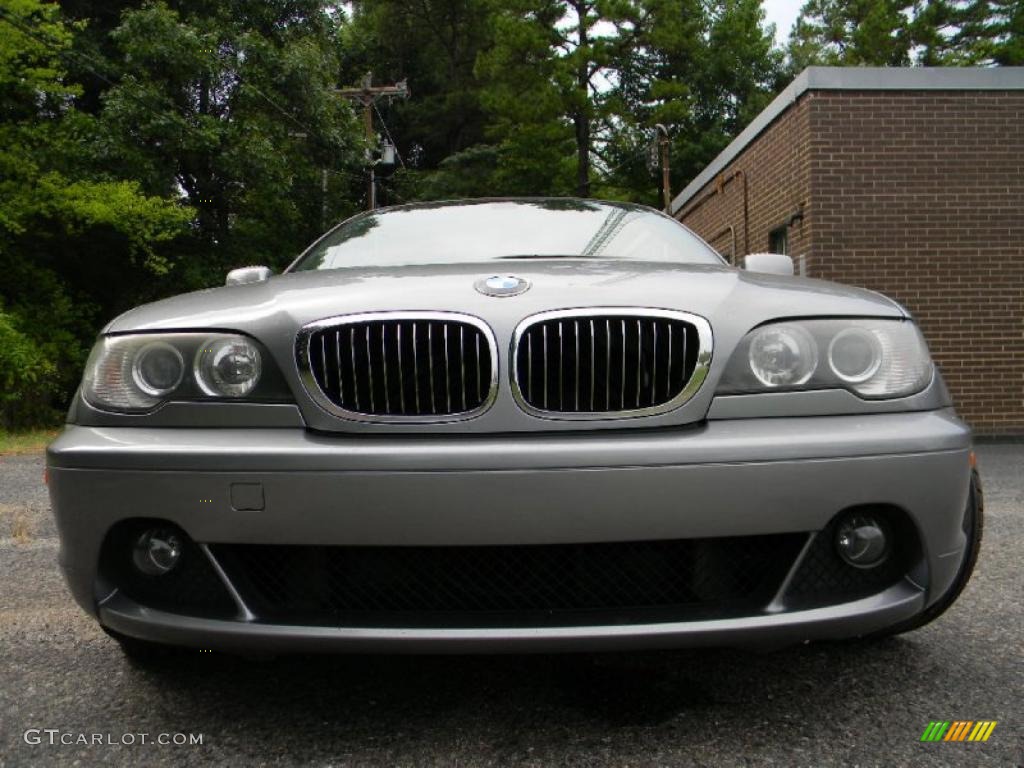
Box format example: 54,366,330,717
290,200,723,271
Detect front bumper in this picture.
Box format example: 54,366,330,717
48,409,973,652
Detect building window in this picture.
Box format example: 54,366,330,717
769,226,788,255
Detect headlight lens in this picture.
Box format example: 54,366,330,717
717,319,932,399
827,328,882,383
195,336,262,397
82,332,287,413
83,338,162,411
131,341,185,396
748,324,817,387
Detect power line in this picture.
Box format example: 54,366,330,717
247,83,320,137
597,141,651,179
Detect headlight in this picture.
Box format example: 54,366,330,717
82,332,289,413
827,328,882,383
717,319,932,399
132,341,185,396
747,324,817,387
195,336,262,397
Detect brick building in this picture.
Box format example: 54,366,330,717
671,67,1024,435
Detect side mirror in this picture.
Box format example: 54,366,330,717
226,266,272,286
742,253,794,276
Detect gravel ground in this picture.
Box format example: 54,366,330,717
0,445,1020,767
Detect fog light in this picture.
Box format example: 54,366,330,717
835,514,889,568
132,528,182,575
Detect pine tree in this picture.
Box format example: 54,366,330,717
476,0,643,197
951,0,1024,64
604,0,782,205
787,0,916,68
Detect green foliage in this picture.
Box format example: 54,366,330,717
941,0,1024,64
788,0,915,68
787,0,1023,67
605,0,782,205
96,1,363,276
0,309,57,429
342,0,494,164
0,427,60,454
476,0,645,198
0,0,191,424
414,145,502,199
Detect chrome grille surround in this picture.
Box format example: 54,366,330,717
296,311,498,423
511,308,713,420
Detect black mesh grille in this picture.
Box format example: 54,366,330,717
99,521,236,619
514,314,702,414
213,535,806,627
305,317,493,417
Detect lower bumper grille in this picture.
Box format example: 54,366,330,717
212,535,807,627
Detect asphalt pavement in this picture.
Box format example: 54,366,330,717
0,444,1020,767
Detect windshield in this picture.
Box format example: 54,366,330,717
290,199,724,271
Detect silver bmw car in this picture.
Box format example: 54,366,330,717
48,198,982,660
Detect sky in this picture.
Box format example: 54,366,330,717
762,0,803,44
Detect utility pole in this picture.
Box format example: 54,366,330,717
336,72,409,211
654,124,671,213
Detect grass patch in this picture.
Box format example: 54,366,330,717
0,428,60,455
11,513,33,544
0,503,35,543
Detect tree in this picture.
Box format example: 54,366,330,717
605,0,782,206
788,0,1022,68
93,1,364,280
339,0,499,204
944,0,1024,64
787,0,915,69
0,0,191,422
342,0,783,206
476,0,643,198
343,0,494,163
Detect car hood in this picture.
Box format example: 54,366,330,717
106,260,902,335
101,260,905,433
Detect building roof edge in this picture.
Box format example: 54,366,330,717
670,66,1024,215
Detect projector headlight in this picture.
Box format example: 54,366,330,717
194,336,262,397
82,332,290,413
828,327,883,384
747,324,818,387
131,341,185,396
717,319,933,399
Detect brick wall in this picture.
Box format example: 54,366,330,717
677,97,812,267
810,90,1024,435
677,88,1024,434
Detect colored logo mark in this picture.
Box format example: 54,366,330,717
920,721,997,742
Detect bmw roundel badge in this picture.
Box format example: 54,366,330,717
475,275,531,298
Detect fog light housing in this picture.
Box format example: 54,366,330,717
132,528,182,576
835,513,890,568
